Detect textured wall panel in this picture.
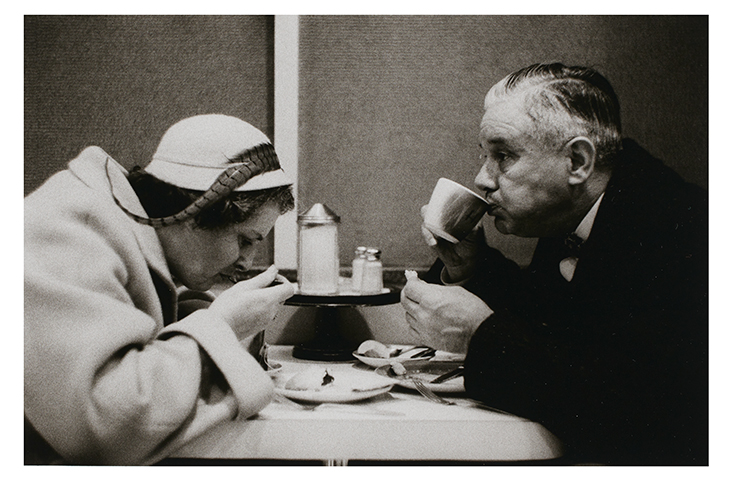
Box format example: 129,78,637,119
25,15,275,194
297,15,707,268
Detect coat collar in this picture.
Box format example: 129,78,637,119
67,146,176,293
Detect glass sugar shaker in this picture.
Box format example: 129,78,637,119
351,246,368,293
361,248,383,294
297,203,340,295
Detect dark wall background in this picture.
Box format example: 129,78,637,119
25,15,708,271
297,15,708,268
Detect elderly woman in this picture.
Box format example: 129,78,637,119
25,114,296,465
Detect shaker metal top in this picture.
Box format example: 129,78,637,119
297,203,341,224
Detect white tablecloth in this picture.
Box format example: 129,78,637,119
172,346,563,463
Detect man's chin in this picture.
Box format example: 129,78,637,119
494,220,535,238
493,218,513,235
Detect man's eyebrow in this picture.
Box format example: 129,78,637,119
486,137,509,146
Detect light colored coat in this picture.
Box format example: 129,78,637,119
24,147,273,464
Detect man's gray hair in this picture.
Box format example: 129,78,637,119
485,63,623,167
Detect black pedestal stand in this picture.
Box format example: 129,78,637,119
285,289,401,361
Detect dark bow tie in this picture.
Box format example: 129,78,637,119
562,233,585,257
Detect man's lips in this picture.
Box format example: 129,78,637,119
484,199,499,215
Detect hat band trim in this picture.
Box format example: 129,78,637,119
113,143,281,228
149,156,237,170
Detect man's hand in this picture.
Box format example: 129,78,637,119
420,205,483,283
209,265,295,341
400,272,493,353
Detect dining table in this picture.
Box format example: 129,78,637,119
168,345,564,465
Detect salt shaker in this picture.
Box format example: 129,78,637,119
297,203,340,295
351,246,368,292
361,248,383,294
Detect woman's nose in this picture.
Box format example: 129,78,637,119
236,249,257,269
474,162,497,193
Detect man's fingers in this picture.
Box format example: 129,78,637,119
404,313,422,336
400,287,418,308
419,205,439,247
402,278,436,305
401,288,423,333
421,224,438,247
400,290,418,313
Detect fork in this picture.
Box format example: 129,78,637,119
411,379,511,414
411,377,456,406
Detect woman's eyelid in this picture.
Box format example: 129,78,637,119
239,231,266,247
238,235,253,247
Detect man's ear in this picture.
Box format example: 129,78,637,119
565,136,596,185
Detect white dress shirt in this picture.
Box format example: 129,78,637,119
559,193,605,281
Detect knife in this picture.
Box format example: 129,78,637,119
429,365,465,384
407,346,436,359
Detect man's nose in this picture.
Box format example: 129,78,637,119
474,163,497,193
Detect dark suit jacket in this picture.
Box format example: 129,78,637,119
428,140,708,465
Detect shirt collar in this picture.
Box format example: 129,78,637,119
574,192,605,241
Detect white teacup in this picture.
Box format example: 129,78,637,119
423,178,489,243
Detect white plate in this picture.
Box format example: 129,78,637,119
353,353,432,368
277,384,394,403
376,361,465,393
277,369,396,403
352,345,434,368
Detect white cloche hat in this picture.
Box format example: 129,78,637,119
145,114,291,191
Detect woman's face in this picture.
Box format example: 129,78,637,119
158,201,281,291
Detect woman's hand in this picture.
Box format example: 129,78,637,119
400,272,493,353
208,265,295,341
177,289,217,319
420,205,483,283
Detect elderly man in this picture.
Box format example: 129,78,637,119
401,63,708,465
